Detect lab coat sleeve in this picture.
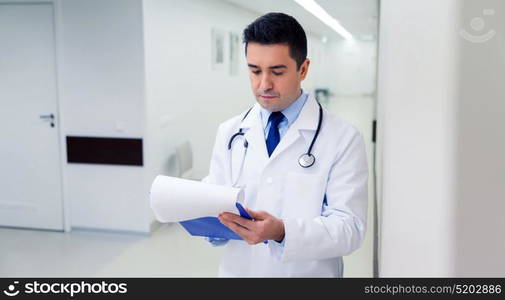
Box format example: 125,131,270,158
279,130,369,262
268,238,286,260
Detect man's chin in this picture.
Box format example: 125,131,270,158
257,97,281,111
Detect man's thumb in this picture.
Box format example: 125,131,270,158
246,208,268,220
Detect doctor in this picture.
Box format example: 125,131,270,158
203,12,368,277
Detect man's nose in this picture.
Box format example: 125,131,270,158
259,73,273,91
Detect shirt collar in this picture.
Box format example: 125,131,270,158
260,90,309,129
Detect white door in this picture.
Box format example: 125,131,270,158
0,3,63,230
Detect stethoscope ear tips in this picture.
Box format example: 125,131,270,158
298,153,315,168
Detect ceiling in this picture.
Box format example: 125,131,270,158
223,0,379,42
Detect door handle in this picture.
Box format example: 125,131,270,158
39,114,54,120
39,113,55,127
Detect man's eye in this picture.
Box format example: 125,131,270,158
273,72,284,76
252,70,261,75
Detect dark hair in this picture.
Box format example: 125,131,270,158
243,12,307,70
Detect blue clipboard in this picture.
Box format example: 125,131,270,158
179,203,253,240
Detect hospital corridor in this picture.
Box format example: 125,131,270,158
1,0,504,279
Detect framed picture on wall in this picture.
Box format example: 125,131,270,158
229,32,239,76
211,28,225,70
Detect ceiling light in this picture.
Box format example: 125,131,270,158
294,0,353,40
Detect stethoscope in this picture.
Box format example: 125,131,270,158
227,101,323,186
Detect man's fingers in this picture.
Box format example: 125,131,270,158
220,218,250,239
221,212,255,229
219,212,272,245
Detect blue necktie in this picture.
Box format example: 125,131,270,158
266,111,285,157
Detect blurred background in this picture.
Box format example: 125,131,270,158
0,0,503,277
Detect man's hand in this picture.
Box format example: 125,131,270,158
218,209,285,245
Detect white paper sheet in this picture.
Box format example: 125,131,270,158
150,175,243,222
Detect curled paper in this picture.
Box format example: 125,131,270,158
150,175,243,222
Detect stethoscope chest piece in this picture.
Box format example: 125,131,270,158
298,153,315,168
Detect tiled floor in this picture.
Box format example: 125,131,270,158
0,223,224,277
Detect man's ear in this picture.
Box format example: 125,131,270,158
299,58,310,80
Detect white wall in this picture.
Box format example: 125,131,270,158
58,0,150,232
453,0,505,276
378,0,505,276
378,0,459,277
323,40,377,96
303,35,326,94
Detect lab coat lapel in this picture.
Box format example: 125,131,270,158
241,104,269,170
268,95,319,162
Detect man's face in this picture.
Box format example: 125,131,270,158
246,42,310,112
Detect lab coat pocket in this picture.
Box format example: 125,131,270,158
282,172,327,219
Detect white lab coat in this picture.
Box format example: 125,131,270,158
203,94,368,277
